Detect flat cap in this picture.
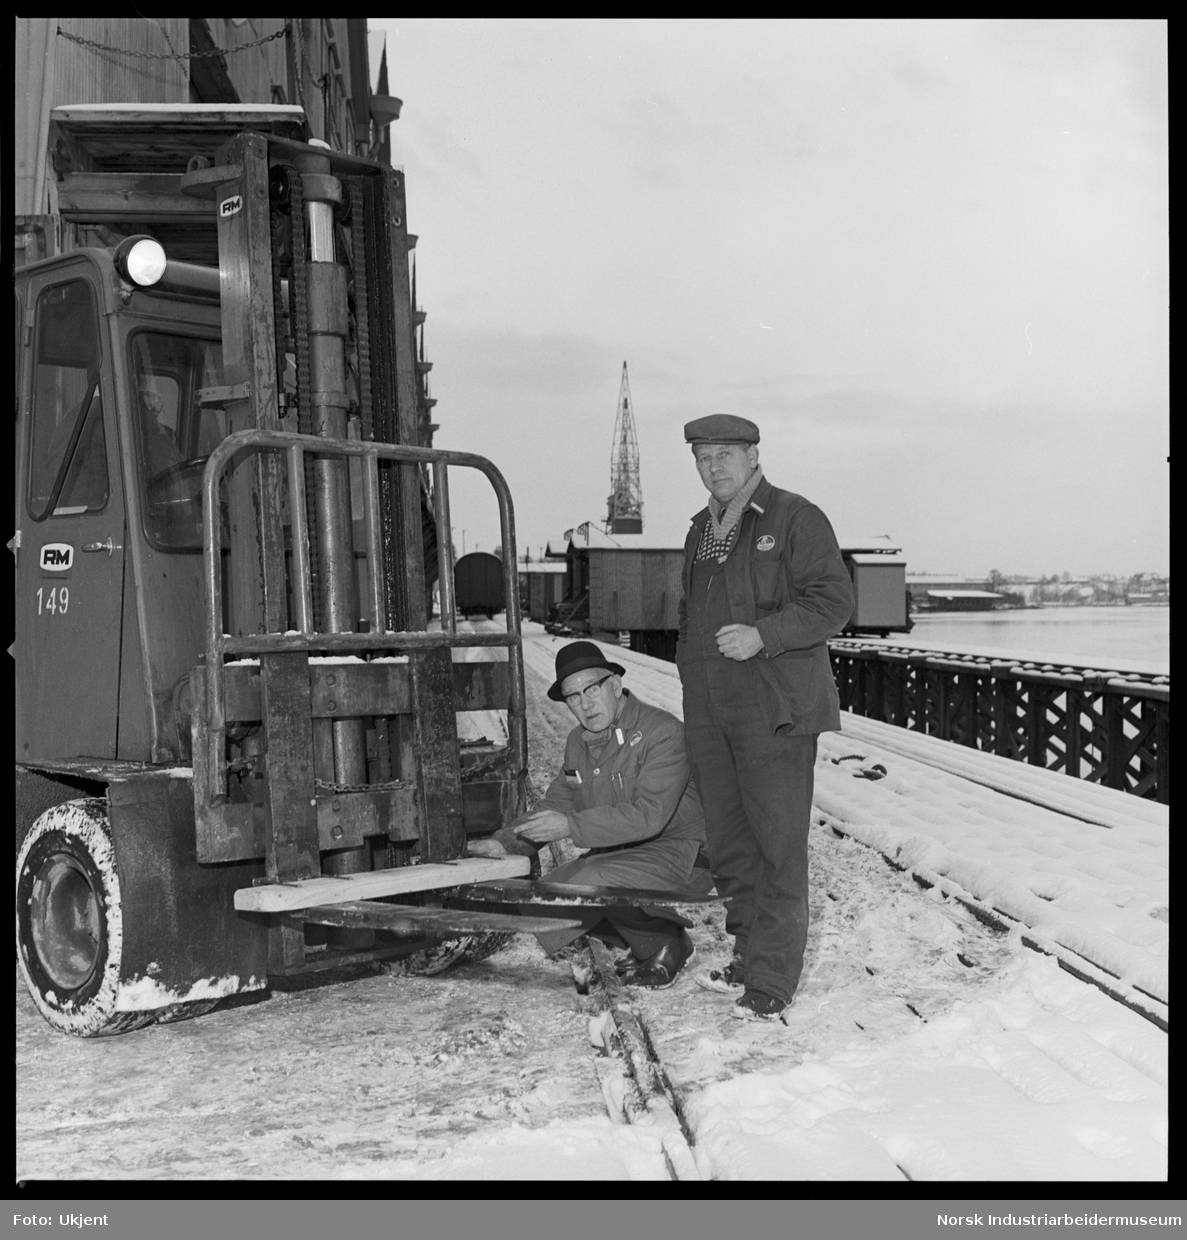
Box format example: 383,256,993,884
684,414,760,445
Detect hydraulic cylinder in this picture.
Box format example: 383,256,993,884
296,154,370,889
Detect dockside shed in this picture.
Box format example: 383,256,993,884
585,547,683,632
520,561,566,623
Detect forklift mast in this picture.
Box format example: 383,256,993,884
15,125,540,1035
193,133,529,863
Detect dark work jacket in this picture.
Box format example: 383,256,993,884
677,475,854,735
539,692,706,851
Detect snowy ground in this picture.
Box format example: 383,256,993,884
15,625,1167,1182
522,627,1168,1182
15,935,660,1180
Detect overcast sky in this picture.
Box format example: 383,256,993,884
370,18,1167,577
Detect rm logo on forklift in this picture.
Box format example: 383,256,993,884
219,194,243,219
39,543,73,571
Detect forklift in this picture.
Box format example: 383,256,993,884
14,122,582,1037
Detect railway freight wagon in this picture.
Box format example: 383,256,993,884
840,541,912,637
454,551,505,618
564,546,684,660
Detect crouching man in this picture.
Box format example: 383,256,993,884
475,641,711,988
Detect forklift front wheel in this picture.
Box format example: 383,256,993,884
16,800,150,1037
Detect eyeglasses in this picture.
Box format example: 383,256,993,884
563,674,613,707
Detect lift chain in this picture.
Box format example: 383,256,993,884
58,25,287,62
315,778,406,794
286,165,322,628
458,749,515,782
269,179,289,420
362,173,403,630
348,178,374,443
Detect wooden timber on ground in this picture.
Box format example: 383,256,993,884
825,819,1169,1032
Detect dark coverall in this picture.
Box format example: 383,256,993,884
677,474,853,1004
508,690,712,960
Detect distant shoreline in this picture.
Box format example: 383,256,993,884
912,601,1169,614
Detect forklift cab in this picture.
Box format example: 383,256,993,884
15,249,224,767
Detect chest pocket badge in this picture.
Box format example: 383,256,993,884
756,534,776,552
629,731,643,747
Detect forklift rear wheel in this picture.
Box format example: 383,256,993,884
16,800,149,1037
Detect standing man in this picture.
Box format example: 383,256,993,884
475,641,712,988
677,416,853,1021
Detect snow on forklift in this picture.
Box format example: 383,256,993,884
14,118,589,1037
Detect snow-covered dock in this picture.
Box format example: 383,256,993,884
15,627,1167,1182
522,626,1168,1181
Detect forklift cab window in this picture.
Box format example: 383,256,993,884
27,279,108,520
130,331,225,550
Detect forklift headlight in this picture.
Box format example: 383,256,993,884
114,236,168,287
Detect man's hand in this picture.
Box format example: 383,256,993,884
467,837,509,859
715,623,765,661
513,809,572,844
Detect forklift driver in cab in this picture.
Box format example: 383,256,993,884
471,641,713,989
137,379,184,479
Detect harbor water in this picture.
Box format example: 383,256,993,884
892,605,1169,674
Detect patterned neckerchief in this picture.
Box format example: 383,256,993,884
696,467,763,563
695,521,739,563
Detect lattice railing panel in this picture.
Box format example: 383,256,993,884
830,641,1169,804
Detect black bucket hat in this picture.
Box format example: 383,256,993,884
547,641,626,702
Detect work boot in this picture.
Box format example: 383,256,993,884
731,987,788,1022
618,930,695,990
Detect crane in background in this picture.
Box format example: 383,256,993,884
605,362,643,534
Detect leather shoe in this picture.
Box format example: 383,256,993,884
619,930,694,990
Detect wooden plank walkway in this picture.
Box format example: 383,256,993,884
837,712,1167,833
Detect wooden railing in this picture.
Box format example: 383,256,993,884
828,639,1169,804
